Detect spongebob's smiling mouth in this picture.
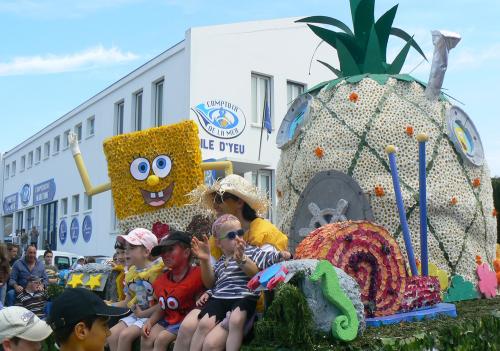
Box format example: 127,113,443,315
140,182,175,207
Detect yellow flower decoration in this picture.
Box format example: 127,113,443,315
86,274,102,290
103,120,203,220
67,273,84,288
417,262,449,291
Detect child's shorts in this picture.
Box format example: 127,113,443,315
157,319,181,335
120,315,148,328
198,296,258,324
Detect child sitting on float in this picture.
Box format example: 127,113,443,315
107,228,163,351
173,214,291,351
140,231,205,351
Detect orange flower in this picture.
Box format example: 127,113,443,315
405,125,414,137
472,178,481,187
374,185,385,197
493,209,498,217
349,92,359,103
314,146,324,158
475,255,482,265
450,197,458,205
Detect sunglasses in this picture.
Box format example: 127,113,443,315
213,192,239,204
218,229,245,240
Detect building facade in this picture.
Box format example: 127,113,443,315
0,18,337,256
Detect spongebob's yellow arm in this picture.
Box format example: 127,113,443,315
201,161,233,176
68,132,111,196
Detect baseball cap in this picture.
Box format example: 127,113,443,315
118,228,158,252
48,288,129,330
0,306,53,342
151,231,192,256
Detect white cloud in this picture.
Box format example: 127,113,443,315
0,46,140,76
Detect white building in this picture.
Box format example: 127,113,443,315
0,18,337,256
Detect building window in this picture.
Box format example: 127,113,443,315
287,81,305,105
75,123,83,141
26,208,35,231
115,101,124,135
27,152,33,168
20,156,25,172
134,91,143,131
111,201,118,232
72,194,80,213
4,164,9,179
53,136,60,153
84,194,92,211
35,147,41,163
61,198,68,216
154,80,164,126
63,130,70,149
11,161,16,177
251,74,272,126
252,170,273,220
87,116,95,137
44,141,50,159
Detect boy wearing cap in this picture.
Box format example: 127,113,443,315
0,306,53,351
141,231,205,351
107,228,163,351
47,288,129,351
14,275,48,319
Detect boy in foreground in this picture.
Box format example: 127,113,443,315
47,288,129,351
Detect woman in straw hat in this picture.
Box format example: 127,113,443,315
189,174,288,260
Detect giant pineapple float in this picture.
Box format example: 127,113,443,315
276,0,497,288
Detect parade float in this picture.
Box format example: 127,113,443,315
57,1,499,349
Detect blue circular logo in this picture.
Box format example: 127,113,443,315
70,218,79,244
82,215,92,243
192,100,246,139
20,184,31,206
59,220,67,245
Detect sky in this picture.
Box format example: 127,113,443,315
1,0,499,175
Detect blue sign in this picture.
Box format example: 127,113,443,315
192,100,246,139
2,193,18,215
20,184,31,206
33,179,56,206
70,218,79,244
82,215,92,243
59,219,67,245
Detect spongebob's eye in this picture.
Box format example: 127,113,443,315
130,158,150,180
152,155,172,178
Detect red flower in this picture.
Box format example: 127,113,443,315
450,197,458,205
349,92,359,103
472,178,481,187
314,146,325,159
405,126,414,137
374,185,385,197
493,209,498,217
152,222,170,241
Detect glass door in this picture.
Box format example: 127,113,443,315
42,202,58,250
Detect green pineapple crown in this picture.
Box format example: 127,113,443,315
297,0,427,77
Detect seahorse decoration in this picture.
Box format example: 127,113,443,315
310,260,359,341
296,221,407,317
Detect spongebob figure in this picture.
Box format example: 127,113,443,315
69,120,232,231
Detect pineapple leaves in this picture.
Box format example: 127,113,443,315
351,0,375,48
375,4,398,62
363,25,385,73
388,38,412,74
336,39,361,76
301,0,428,76
390,27,428,61
296,16,354,36
317,59,342,77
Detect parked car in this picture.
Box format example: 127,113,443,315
37,250,80,270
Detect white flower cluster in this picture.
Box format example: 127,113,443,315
277,77,496,283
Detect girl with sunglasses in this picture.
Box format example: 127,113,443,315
174,214,291,351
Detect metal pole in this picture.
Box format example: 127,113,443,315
417,133,429,276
